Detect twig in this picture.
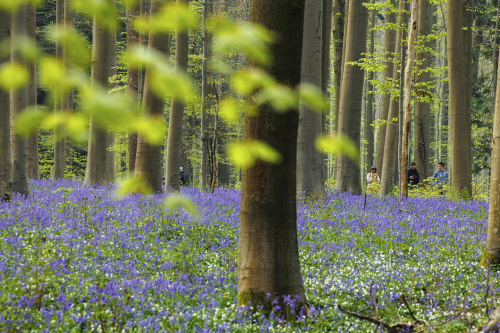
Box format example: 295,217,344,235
370,283,379,320
363,193,367,210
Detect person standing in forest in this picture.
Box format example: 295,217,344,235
366,166,381,195
433,162,449,189
408,162,420,187
180,167,189,186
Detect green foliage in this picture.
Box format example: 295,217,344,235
315,135,359,163
116,175,153,197
164,194,197,215
0,62,29,91
228,140,281,169
135,1,199,34
73,0,117,31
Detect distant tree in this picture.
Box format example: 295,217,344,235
447,0,473,198
335,0,369,194
364,0,376,171
134,0,170,192
54,0,65,179
11,3,30,195
0,10,12,200
27,2,38,179
297,0,325,197
237,0,308,310
165,0,190,192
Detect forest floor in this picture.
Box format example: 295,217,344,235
0,179,498,332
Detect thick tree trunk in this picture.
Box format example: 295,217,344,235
165,2,189,192
84,5,114,186
365,0,375,171
322,0,333,180
26,3,38,180
297,0,325,197
54,0,65,179
107,17,116,183
126,0,141,174
375,0,397,173
199,0,211,189
135,0,170,192
238,0,308,310
413,0,433,181
447,0,473,199
0,11,12,200
11,4,30,195
480,50,500,267
335,0,369,194
400,0,417,197
380,0,405,195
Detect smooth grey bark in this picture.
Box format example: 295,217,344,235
365,0,375,171
0,10,12,200
165,2,189,192
321,0,333,179
297,0,325,197
54,0,65,179
238,0,308,310
375,0,397,173
335,0,369,194
11,4,30,196
199,0,211,189
26,3,38,179
135,0,170,192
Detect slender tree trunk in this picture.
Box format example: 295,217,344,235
335,0,369,194
400,0,417,197
199,0,211,189
135,0,170,192
297,0,325,197
322,0,333,180
380,0,405,194
107,17,116,183
165,1,189,192
365,0,375,170
11,4,30,195
127,0,141,174
414,0,433,181
375,0,397,173
26,3,38,180
54,0,65,179
447,0,473,198
238,0,308,310
492,1,500,111
84,3,114,186
0,11,12,200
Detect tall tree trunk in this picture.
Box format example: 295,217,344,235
375,0,397,173
380,0,405,194
413,0,433,181
84,3,114,186
335,0,369,194
0,10,12,201
447,0,473,199
322,0,333,180
126,0,141,174
297,0,325,197
365,0,375,170
11,4,30,195
54,0,65,179
26,3,38,180
165,0,189,192
107,17,116,183
238,0,308,309
400,0,417,197
135,0,170,192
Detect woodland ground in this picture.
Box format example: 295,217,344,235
0,179,498,332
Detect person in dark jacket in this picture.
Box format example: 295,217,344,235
408,162,420,187
180,167,189,186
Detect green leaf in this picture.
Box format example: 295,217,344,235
314,134,359,163
0,62,29,91
131,116,166,146
255,85,297,112
134,2,198,34
13,107,45,136
228,140,281,169
73,0,117,31
219,98,243,124
231,68,275,95
149,68,193,103
122,0,139,8
116,175,153,198
164,194,197,215
39,56,85,93
299,82,328,113
49,26,92,69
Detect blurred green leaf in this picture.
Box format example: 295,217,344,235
219,98,243,124
228,140,281,169
12,35,38,63
314,134,359,163
13,107,45,136
116,175,153,198
149,69,193,103
164,194,197,215
134,2,198,34
73,0,117,31
50,26,92,69
39,56,85,93
126,45,165,70
122,0,139,8
255,85,297,112
231,68,275,95
40,113,88,143
131,116,166,146
0,62,29,91
299,82,328,113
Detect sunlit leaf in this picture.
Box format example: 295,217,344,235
73,0,117,31
13,35,38,63
219,98,243,124
228,140,281,169
39,56,85,93
0,62,29,91
49,26,92,69
131,116,166,146
299,82,328,113
314,134,359,163
116,175,153,198
255,85,297,112
13,107,45,136
134,2,198,34
122,0,139,8
149,69,193,102
164,194,197,215
231,68,275,95
126,45,167,70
